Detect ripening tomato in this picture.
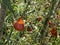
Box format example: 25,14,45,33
50,28,57,38
13,17,24,31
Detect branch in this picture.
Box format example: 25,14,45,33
26,10,35,14
0,0,6,43
25,7,40,14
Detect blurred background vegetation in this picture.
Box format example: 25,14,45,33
0,0,60,45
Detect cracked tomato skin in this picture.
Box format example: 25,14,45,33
13,17,24,31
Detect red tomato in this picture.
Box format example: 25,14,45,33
50,28,57,38
13,17,24,31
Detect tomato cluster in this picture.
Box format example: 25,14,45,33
13,16,57,38
13,17,33,32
